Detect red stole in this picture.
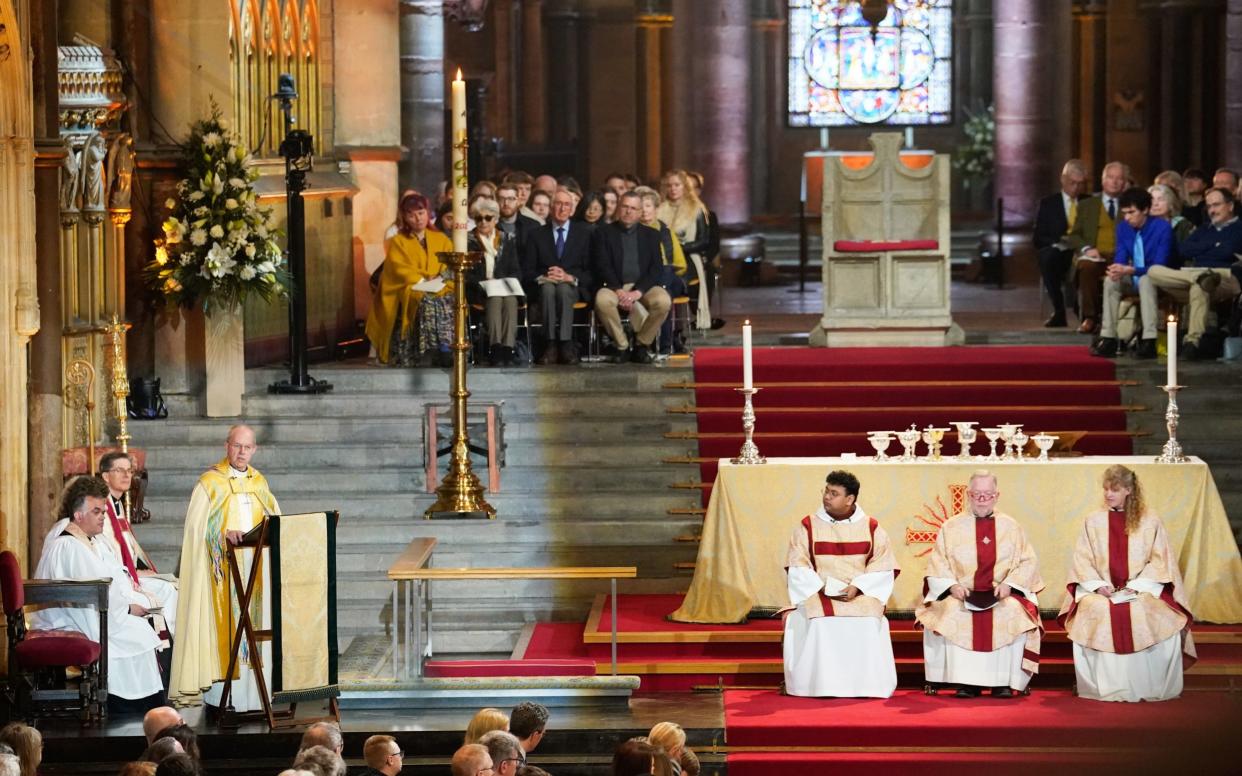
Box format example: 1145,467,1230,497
106,497,140,585
802,514,879,616
1107,510,1136,653
971,516,997,652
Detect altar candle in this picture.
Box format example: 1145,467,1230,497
1167,314,1177,386
450,68,469,253
742,320,753,391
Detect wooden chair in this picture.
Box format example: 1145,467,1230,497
0,550,108,721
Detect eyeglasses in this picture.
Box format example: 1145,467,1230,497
388,749,404,759
478,215,496,222
968,491,998,501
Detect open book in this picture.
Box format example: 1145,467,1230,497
410,277,446,293
964,590,1000,611
1108,588,1138,604
479,278,525,297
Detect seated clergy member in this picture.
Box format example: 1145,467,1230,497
783,470,900,698
1058,465,1195,702
917,470,1044,698
98,452,178,634
1090,186,1173,359
32,477,164,705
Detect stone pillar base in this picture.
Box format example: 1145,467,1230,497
808,321,965,348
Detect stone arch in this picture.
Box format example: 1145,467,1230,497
0,0,40,569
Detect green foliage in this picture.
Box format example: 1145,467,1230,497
954,103,995,183
146,101,290,313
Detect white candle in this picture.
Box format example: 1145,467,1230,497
1167,314,1177,386
742,320,753,391
450,68,469,253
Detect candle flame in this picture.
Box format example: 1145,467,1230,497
1168,314,1176,323
744,319,751,326
455,67,463,81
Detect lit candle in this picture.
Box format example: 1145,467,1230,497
450,68,469,253
1167,314,1177,386
742,320,753,391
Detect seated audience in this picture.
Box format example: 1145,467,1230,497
686,171,725,328
591,191,672,364
510,701,550,763
496,183,541,279
299,721,343,755
138,738,183,764
1147,186,1242,359
602,189,618,223
574,191,607,225
143,707,183,744
612,739,657,776
516,767,551,776
657,170,712,331
451,744,493,776
603,172,627,196
1033,159,1088,327
361,734,403,776
1148,183,1194,244
1090,186,1172,359
292,745,346,776
1059,465,1195,701
534,174,558,197
32,477,164,708
647,722,686,764
528,190,551,224
0,724,40,776
465,707,510,745
1182,168,1208,225
679,749,700,776
1063,161,1128,334
1213,167,1239,192
365,191,455,367
478,731,523,776
636,185,688,353
152,724,200,762
530,189,593,365
505,171,536,220
119,763,158,776
471,180,498,202
154,754,200,776
466,197,523,366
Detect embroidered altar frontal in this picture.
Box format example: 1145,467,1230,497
268,511,339,703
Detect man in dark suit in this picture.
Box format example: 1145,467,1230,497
529,189,593,365
496,182,541,283
591,191,671,364
1062,161,1129,334
1033,160,1088,328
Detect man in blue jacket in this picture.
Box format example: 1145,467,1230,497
1091,187,1173,359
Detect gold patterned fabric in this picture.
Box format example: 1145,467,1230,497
1058,510,1196,661
269,512,338,702
786,514,898,619
670,457,1242,625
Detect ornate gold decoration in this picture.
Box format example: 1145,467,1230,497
904,483,966,556
66,358,98,474
107,316,131,454
57,45,127,134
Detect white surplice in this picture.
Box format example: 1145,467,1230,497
782,506,898,698
921,574,1038,691
31,526,164,699
1070,579,1184,701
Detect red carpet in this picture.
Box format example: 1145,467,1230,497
724,688,1242,774
689,346,1134,485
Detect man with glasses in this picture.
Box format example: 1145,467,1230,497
477,730,523,776
591,191,672,364
530,189,593,365
509,701,549,764
917,470,1044,698
450,743,493,776
782,470,900,698
361,734,403,775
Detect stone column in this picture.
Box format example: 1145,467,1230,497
749,1,783,215
520,0,547,145
673,0,751,227
399,0,446,195
993,0,1072,228
545,2,582,145
953,0,993,212
1225,0,1242,170
635,9,670,183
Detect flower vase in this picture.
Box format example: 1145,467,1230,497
204,303,244,417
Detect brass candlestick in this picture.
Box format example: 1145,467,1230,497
731,387,766,465
1155,384,1187,464
425,251,496,519
107,315,132,454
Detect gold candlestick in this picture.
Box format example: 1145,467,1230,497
107,315,132,453
1155,384,1187,464
425,251,496,519
731,387,766,465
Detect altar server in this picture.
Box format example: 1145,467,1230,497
32,477,164,704
782,469,900,698
1059,465,1195,701
917,470,1044,697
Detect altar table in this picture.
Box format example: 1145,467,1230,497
670,456,1242,624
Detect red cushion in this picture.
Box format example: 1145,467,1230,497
15,630,101,668
833,239,939,252
424,659,596,678
0,551,22,615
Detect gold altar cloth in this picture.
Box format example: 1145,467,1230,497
670,456,1242,624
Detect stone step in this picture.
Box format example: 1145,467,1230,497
162,392,688,418
240,365,691,395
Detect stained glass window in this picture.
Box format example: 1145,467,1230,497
788,0,953,127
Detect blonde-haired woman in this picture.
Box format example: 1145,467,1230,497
464,707,509,745
648,721,686,768
1058,464,1196,701
657,169,712,330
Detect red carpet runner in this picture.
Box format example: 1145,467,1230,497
689,346,1133,485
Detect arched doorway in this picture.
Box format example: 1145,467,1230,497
0,0,41,570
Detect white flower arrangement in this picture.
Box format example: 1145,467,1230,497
148,104,290,312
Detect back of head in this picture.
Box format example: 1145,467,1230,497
292,745,347,776
142,707,183,744
154,754,200,776
139,737,184,765
612,739,656,776
478,730,521,763
152,725,198,762
0,722,41,776
647,721,686,753
509,701,549,741
451,744,490,776
299,721,343,754
118,763,158,776
516,767,551,776
363,734,398,769
464,707,509,745
680,748,701,776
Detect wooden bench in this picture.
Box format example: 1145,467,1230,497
386,538,437,680
386,554,637,679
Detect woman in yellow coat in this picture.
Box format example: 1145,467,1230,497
366,191,455,366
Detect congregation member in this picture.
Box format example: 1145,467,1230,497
603,172,627,196
142,707,183,743
529,189,592,365
291,745,345,776
534,173,558,197
647,722,686,766
1090,187,1173,359
1033,159,1088,328
366,191,455,367
299,721,344,755
528,190,551,224
636,185,689,352
782,470,900,698
464,707,509,744
0,719,42,776
509,701,550,764
612,739,658,776
170,425,281,711
32,477,164,708
1147,186,1242,359
361,734,404,776
602,188,619,223
1182,168,1209,225
573,190,606,225
1063,161,1128,334
1148,183,1195,245
140,737,183,765
505,171,536,219
679,749,700,776
478,730,524,776
496,182,541,280
917,471,1044,698
657,170,712,331
1059,465,1196,702
451,744,493,776
591,191,671,364
466,197,523,366
1212,167,1239,192
151,724,200,761
686,171,725,329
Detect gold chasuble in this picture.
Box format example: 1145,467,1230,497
786,514,899,619
170,459,280,705
1058,510,1196,661
917,512,1044,675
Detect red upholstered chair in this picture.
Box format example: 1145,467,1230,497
0,550,109,721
